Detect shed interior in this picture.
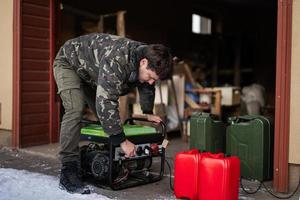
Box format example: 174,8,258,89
58,0,277,123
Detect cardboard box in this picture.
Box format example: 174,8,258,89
215,87,241,106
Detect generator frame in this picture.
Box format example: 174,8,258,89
80,117,166,190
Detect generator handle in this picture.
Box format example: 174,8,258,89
124,117,166,138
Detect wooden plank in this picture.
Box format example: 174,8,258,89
13,0,21,148
23,2,49,17
23,26,49,39
21,113,49,125
23,0,49,7
172,75,185,118
211,90,221,116
23,14,49,28
23,36,49,49
21,134,49,147
22,48,49,60
22,103,49,114
22,92,49,103
183,63,196,86
22,82,49,92
22,60,49,71
22,71,49,81
49,0,58,143
116,10,128,122
273,0,292,192
116,11,126,37
21,123,49,136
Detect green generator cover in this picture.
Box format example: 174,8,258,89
226,115,272,181
189,112,225,153
81,124,157,138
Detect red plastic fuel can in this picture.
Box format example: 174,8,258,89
198,155,240,200
174,150,239,200
174,149,200,200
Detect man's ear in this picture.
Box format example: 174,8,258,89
140,58,148,66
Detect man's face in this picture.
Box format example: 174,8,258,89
138,58,159,85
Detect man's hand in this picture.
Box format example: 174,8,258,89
146,114,162,124
120,139,136,157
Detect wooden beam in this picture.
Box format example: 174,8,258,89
182,63,197,87
116,10,127,122
273,0,292,192
116,11,126,37
12,0,21,148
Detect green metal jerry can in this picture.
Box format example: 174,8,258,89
226,115,273,181
189,112,226,153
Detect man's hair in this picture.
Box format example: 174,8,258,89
137,44,173,80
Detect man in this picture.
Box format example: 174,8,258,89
53,33,173,194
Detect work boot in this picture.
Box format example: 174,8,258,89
59,161,90,194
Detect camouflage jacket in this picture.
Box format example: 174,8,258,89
55,33,155,145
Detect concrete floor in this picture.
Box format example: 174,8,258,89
0,132,299,199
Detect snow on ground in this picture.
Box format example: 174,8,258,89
0,168,112,200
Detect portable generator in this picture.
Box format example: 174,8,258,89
80,118,166,190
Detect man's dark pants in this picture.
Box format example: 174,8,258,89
53,57,96,164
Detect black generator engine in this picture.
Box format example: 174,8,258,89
80,143,110,181
80,118,166,190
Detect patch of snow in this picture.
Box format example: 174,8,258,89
0,168,111,200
